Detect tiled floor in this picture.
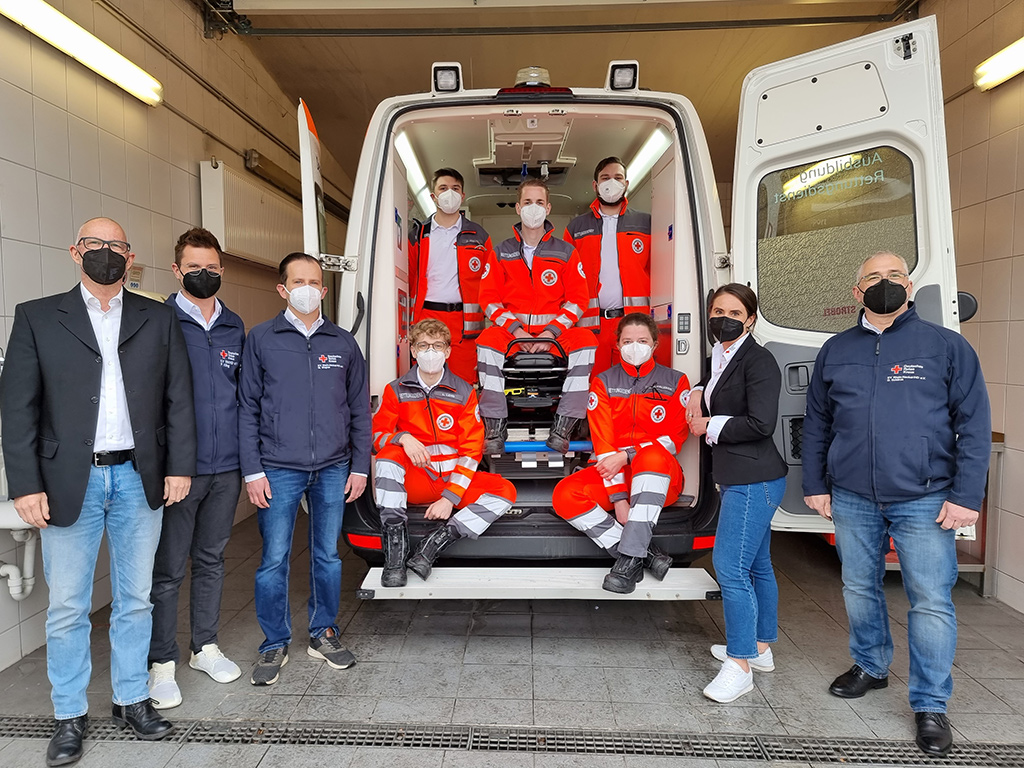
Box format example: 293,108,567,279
1,514,1023,767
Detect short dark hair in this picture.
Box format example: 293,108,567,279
174,227,222,267
278,252,321,283
516,177,549,203
616,312,659,342
708,283,759,322
432,168,464,192
594,156,626,182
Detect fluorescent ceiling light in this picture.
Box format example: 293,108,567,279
627,128,672,187
782,154,862,196
395,131,436,217
0,0,163,105
975,36,1024,91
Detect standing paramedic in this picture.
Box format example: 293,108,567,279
564,156,651,376
408,168,493,382
371,319,516,587
476,178,596,455
802,252,991,757
148,228,246,710
239,253,370,687
0,217,196,767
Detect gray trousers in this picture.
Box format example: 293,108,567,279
149,471,241,665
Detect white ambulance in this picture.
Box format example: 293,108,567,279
299,17,969,598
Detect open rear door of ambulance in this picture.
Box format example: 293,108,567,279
730,16,958,532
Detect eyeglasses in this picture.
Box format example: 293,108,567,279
412,342,449,352
77,237,130,255
858,271,908,286
183,266,224,276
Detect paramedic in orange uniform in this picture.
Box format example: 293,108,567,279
552,313,689,594
476,178,596,455
407,168,493,382
564,157,651,377
371,319,516,587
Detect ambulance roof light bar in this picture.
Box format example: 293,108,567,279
432,62,463,94
606,61,640,92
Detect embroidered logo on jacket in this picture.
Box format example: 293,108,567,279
651,405,666,423
219,349,240,369
886,363,925,383
632,238,644,254
468,256,482,272
436,413,455,431
577,262,586,279
587,392,599,411
316,353,345,370
541,269,558,287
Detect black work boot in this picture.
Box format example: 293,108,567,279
381,521,409,587
602,554,645,594
644,542,673,581
407,523,460,581
482,417,507,456
545,414,580,454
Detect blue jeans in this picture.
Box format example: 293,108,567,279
831,486,957,713
39,464,162,719
255,462,348,653
712,476,786,659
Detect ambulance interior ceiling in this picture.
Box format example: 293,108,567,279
396,111,669,220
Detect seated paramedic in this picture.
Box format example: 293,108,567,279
372,319,517,587
564,156,651,377
408,168,493,382
552,313,689,594
476,178,597,455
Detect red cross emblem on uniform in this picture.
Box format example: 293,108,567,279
220,350,228,358
319,355,327,363
891,364,902,375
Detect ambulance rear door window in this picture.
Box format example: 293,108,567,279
755,146,918,333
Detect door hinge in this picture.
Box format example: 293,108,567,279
321,255,358,272
715,254,731,269
894,33,917,61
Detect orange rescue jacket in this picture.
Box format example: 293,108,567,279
564,198,652,329
372,367,483,504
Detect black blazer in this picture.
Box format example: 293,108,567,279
0,287,197,526
699,337,787,486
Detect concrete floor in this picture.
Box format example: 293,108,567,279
0,514,1023,767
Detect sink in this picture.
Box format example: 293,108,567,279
0,500,32,530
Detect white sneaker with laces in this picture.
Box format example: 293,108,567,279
711,644,775,672
148,661,182,709
190,643,242,683
703,658,755,703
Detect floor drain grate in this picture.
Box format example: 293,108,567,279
2,715,1023,766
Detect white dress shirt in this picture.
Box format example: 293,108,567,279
80,283,134,451
175,290,222,331
417,366,442,392
597,212,624,310
702,333,750,446
424,214,463,304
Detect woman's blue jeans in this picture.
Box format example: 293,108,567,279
712,476,787,659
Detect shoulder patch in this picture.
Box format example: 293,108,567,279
587,391,599,411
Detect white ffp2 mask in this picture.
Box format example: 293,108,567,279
286,284,322,314
416,348,446,375
519,203,547,230
436,189,463,215
597,179,626,205
620,341,653,367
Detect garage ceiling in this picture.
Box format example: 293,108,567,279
215,0,916,188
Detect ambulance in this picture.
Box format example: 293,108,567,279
297,17,970,598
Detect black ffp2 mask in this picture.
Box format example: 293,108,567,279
709,316,746,343
182,269,222,299
861,279,907,315
81,248,127,285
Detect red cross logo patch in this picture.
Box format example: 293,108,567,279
891,364,902,375
319,355,327,363
220,350,228,358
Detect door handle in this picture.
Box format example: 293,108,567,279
785,363,811,393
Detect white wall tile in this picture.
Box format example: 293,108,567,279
125,144,151,209
62,0,95,32
33,98,70,182
150,156,171,217
1,240,43,310
18,609,46,658
70,185,102,229
169,165,190,222
100,195,128,228
68,116,101,191
188,173,202,225
147,107,170,162
168,114,190,171
0,626,21,672
29,38,67,111
0,81,35,167
40,246,78,296
36,174,74,250
98,131,127,201
0,17,32,92
65,64,98,127
151,213,173,269
0,584,21,637
123,97,149,152
0,161,40,243
127,205,154,268
95,80,125,139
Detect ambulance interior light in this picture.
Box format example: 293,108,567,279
627,128,672,187
395,132,436,217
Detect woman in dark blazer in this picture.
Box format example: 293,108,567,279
687,283,787,704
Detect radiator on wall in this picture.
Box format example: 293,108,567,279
200,160,302,267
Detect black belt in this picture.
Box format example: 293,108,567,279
93,449,135,467
423,301,463,312
600,308,625,319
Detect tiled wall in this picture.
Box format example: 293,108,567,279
0,0,352,669
923,0,1024,613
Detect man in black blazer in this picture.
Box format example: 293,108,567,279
0,217,196,767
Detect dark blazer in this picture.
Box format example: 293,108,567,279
0,286,197,526
699,337,787,486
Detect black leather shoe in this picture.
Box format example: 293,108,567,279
381,521,409,587
828,664,888,698
915,712,953,756
407,523,460,581
643,543,673,581
603,555,645,594
46,715,87,767
111,700,174,740
545,415,580,455
482,418,507,456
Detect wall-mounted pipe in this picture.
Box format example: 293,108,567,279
0,529,39,602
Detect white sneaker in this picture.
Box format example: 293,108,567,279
190,643,242,683
703,658,755,703
148,661,182,709
711,644,775,672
